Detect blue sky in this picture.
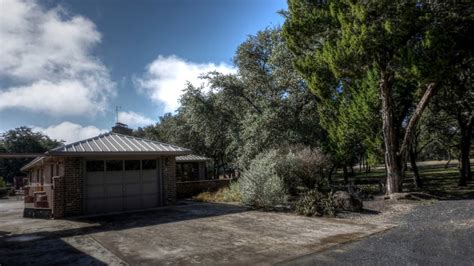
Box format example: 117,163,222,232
0,0,286,142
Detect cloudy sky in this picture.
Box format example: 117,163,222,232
0,0,285,143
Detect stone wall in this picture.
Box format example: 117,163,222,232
177,179,231,198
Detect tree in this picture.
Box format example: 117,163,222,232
0,127,62,182
431,67,473,186
283,0,472,194
143,28,325,179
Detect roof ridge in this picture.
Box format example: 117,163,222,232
110,132,189,150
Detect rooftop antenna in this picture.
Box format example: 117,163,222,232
115,106,121,124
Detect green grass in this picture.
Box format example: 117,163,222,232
332,163,474,199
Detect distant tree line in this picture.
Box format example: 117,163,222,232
0,127,62,183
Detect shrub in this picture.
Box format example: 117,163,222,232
223,181,242,202
193,181,242,203
295,189,336,217
0,177,6,188
276,147,331,194
240,150,287,208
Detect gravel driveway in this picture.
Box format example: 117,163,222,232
280,199,474,266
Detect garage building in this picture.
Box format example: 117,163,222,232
21,124,190,218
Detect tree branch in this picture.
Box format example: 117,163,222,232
399,82,437,162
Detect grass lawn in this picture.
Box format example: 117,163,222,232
333,162,474,199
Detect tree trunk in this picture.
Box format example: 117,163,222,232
342,165,349,184
458,117,472,186
380,73,403,194
410,149,422,189
444,149,452,169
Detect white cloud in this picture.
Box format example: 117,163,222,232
118,111,155,128
0,0,115,116
33,121,107,144
135,55,236,113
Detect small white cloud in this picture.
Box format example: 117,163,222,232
118,111,155,128
33,122,107,144
0,0,115,116
135,55,236,113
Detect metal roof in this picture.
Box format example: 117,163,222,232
176,154,211,162
48,132,191,155
20,132,192,171
21,156,45,171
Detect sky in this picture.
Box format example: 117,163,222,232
0,0,286,143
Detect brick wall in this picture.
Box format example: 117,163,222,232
52,176,64,218
163,156,177,205
63,157,84,216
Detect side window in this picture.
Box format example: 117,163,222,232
86,161,104,172
125,160,140,171
142,160,157,170
106,160,123,171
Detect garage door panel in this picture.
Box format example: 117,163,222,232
86,185,104,198
143,182,158,194
104,198,123,212
86,173,103,184
142,195,157,208
142,170,156,181
86,199,104,214
124,183,140,196
104,172,122,184
105,184,123,197
123,171,140,183
124,196,141,210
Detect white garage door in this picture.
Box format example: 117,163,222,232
85,159,163,215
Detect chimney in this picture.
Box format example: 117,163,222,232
112,122,133,136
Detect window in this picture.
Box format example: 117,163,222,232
142,160,157,170
106,160,123,171
56,164,60,176
50,164,54,178
124,160,140,171
86,161,104,172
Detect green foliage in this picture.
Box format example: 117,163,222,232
0,177,6,188
277,146,331,194
141,28,325,173
193,182,242,203
0,127,62,182
295,189,336,217
283,1,473,189
240,150,287,208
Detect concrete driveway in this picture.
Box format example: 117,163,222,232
0,198,390,265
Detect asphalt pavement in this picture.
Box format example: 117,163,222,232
281,199,474,266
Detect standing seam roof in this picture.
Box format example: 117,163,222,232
49,132,190,154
